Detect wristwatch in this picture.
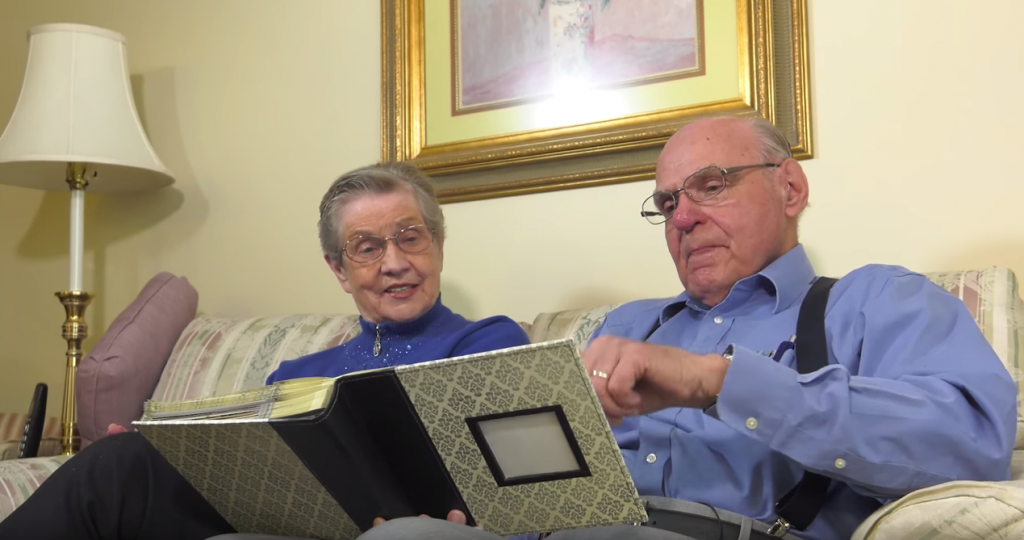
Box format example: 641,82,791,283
702,345,734,413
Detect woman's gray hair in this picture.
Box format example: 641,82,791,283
318,162,446,265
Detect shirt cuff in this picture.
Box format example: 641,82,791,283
712,345,801,444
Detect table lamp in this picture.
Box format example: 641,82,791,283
0,23,175,455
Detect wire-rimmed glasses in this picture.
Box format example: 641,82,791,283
342,224,436,264
640,163,780,224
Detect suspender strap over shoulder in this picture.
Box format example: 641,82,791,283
769,276,838,537
794,277,837,374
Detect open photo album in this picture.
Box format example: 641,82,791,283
133,338,648,539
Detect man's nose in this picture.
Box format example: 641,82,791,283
669,196,704,234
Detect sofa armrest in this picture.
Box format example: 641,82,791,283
853,478,1024,539
0,455,70,522
0,438,62,461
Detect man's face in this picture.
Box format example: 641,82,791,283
654,118,803,306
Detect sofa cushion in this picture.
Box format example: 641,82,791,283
0,455,71,521
852,477,1024,539
527,304,619,349
151,314,361,403
76,272,198,448
923,267,1024,449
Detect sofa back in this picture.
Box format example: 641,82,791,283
149,268,1023,446
151,315,361,403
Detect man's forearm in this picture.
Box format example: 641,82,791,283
712,345,1016,498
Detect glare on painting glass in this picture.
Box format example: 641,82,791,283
532,77,628,130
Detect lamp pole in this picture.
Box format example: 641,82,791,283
56,162,92,455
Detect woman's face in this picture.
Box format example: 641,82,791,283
326,188,443,324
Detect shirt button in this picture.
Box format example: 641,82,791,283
645,453,657,464
834,458,846,469
745,417,758,430
713,316,724,324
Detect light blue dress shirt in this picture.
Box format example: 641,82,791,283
593,244,1016,540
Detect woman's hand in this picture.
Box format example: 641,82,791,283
372,509,469,527
106,423,129,436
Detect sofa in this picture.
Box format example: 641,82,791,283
0,413,60,460
1,267,1022,539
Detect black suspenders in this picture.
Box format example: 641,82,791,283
640,277,840,536
768,276,838,536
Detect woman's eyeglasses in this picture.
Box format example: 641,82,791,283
342,224,436,264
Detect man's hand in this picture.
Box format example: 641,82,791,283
582,336,730,424
372,509,470,528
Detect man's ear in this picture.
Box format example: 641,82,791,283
325,254,353,294
780,158,809,218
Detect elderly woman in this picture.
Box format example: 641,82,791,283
0,162,529,540
270,161,528,381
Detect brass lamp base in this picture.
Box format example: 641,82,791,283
56,290,92,456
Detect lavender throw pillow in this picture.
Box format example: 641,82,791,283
76,272,198,448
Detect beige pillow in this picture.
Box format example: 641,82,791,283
76,272,198,448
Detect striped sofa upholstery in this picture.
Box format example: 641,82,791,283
1,267,1021,538
0,414,61,461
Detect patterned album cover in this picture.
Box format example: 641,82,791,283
136,421,362,539
395,339,648,536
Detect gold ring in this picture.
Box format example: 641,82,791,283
592,370,609,379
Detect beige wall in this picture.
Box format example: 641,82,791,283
1,0,1022,417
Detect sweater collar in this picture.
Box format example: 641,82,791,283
357,295,451,337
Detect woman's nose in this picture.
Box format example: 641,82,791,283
379,240,411,272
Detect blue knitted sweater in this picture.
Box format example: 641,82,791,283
266,299,530,384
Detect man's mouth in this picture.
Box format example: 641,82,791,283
687,246,719,258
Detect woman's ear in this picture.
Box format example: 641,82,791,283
436,235,444,271
325,253,354,294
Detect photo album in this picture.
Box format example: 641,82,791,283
133,338,648,539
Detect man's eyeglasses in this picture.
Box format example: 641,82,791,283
342,224,436,264
640,163,781,224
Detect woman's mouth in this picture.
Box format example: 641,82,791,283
385,284,418,298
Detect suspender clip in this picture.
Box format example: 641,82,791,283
767,517,791,537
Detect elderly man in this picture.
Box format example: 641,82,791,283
364,116,1016,540
579,116,1017,539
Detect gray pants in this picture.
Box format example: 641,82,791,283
207,497,793,540
209,518,696,540
359,518,697,539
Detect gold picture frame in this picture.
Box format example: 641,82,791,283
381,0,811,203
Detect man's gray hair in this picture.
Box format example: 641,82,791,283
318,162,446,265
745,116,794,162
740,116,806,216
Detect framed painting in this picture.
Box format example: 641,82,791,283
382,0,811,203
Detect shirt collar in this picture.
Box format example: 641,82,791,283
757,243,817,313
659,243,817,321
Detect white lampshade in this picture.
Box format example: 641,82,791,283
0,23,174,192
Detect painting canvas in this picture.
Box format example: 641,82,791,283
454,0,703,113
382,0,812,203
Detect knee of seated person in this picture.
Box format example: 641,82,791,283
86,431,152,460
358,517,436,539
